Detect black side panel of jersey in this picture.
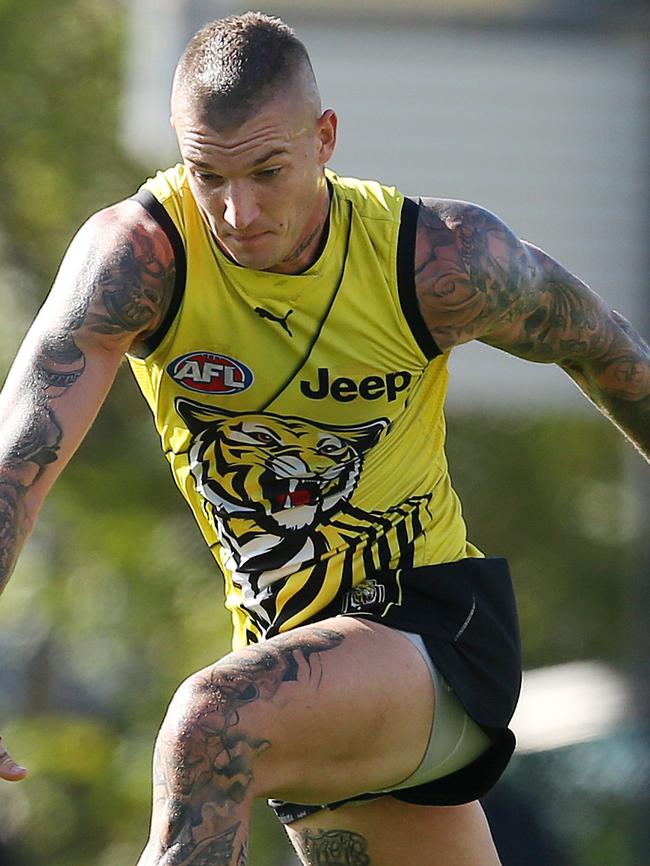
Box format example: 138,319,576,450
130,188,187,355
397,197,442,360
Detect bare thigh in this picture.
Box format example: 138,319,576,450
219,615,438,802
286,797,502,866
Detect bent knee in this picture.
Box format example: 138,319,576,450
155,654,285,801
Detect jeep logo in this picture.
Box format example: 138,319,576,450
300,368,412,403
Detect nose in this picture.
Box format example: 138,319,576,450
222,182,261,231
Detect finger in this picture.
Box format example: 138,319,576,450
0,736,28,781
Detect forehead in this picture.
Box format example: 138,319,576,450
174,94,312,167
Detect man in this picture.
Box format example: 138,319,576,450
0,11,648,866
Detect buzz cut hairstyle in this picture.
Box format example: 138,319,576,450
175,11,317,127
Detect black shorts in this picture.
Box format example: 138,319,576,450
270,557,522,825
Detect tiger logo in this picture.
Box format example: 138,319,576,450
176,397,388,563
175,398,431,635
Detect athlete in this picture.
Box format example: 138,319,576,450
1,12,648,866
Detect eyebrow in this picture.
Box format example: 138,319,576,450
187,147,290,172
252,147,290,166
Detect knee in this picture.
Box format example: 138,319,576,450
158,668,217,741
154,654,275,805
160,651,275,741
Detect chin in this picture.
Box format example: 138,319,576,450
231,250,281,271
221,237,285,272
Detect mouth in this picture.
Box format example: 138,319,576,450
273,478,320,510
228,231,271,245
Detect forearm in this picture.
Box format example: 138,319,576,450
0,480,32,595
0,344,62,591
477,241,650,459
561,311,650,462
0,483,38,595
0,324,122,593
0,346,79,592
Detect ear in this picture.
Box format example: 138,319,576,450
175,397,236,434
316,109,337,166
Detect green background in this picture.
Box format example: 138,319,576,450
0,2,646,864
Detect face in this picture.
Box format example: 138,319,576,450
172,92,337,273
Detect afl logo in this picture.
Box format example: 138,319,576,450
167,352,254,395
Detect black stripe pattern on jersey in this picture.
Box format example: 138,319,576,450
397,196,441,360
264,495,432,638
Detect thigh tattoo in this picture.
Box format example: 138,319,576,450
295,828,371,866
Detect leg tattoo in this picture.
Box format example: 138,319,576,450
164,821,241,866
295,828,372,866
149,628,345,865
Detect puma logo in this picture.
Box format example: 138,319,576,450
254,306,294,336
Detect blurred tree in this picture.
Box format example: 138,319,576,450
445,412,631,668
0,0,143,288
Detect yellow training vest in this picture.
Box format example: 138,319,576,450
127,165,481,649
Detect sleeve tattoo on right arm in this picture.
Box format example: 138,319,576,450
0,213,176,591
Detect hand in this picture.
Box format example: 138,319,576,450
0,735,27,781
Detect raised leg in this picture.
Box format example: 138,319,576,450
135,616,489,865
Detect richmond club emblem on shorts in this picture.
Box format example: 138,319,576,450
168,351,254,395
342,579,387,613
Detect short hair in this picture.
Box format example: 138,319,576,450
173,12,318,126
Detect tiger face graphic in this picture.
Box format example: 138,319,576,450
176,398,388,537
175,398,430,637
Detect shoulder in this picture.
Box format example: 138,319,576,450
79,196,174,251
415,197,520,264
410,198,626,367
327,171,403,222
50,197,178,355
79,163,188,265
412,197,531,351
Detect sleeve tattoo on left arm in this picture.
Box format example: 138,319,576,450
414,200,650,459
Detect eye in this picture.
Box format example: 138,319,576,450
191,169,223,185
318,438,341,455
250,430,277,444
256,167,282,180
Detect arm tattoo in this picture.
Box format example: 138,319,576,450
152,628,344,865
0,211,176,592
414,200,650,459
414,201,531,349
87,230,174,336
489,247,650,456
0,388,65,593
36,334,86,390
295,828,371,866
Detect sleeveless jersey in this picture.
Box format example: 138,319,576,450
127,165,482,649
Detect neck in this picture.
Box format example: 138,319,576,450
271,180,331,275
